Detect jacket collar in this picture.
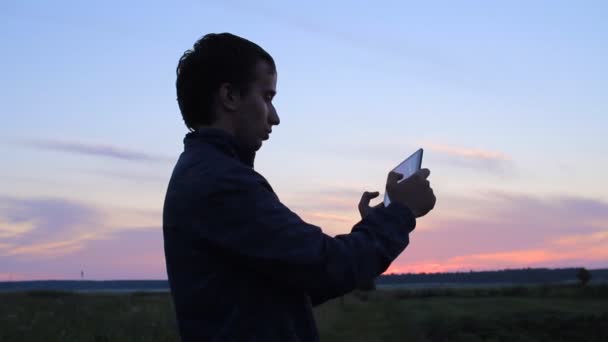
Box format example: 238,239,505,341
183,128,256,168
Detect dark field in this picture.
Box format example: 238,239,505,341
1,285,607,342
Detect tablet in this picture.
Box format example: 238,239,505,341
384,148,423,206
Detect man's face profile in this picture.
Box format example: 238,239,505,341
232,60,280,152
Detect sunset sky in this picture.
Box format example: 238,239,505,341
1,0,607,280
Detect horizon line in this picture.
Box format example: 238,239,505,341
2,266,607,283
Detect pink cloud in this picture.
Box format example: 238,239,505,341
0,196,108,258
302,212,356,224
552,230,608,247
5,239,86,257
3,187,607,280
0,272,60,282
0,196,161,260
22,138,172,163
281,187,608,274
386,192,608,273
1,228,165,280
424,142,511,162
388,242,608,274
0,219,34,239
283,190,361,213
419,142,515,175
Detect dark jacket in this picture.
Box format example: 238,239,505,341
162,129,416,341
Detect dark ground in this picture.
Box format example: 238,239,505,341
1,284,607,342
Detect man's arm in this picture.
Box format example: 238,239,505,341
191,165,416,303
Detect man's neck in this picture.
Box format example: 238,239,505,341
192,125,256,168
197,119,235,136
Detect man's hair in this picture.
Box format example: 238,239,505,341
176,33,276,130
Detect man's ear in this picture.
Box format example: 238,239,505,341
217,82,241,112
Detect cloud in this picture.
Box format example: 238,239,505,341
450,247,607,266
3,188,606,279
220,1,450,69
0,196,108,258
23,139,172,163
422,142,514,175
386,192,608,273
425,143,510,161
86,168,168,183
288,195,355,213
283,188,364,213
473,192,608,229
324,140,515,176
281,187,369,235
0,228,165,280
551,230,608,247
6,238,89,257
393,240,608,274
410,192,608,254
0,195,161,260
387,243,608,274
301,212,356,224
288,187,389,211
0,196,103,239
0,218,34,239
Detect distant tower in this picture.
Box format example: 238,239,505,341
81,270,84,280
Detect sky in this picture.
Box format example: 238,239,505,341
1,0,607,280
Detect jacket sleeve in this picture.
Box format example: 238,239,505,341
193,165,416,304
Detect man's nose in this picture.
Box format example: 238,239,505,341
269,106,280,126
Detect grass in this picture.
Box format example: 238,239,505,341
1,284,607,341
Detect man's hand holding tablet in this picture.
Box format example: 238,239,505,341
386,167,436,218
358,148,436,218
385,148,436,217
384,148,424,207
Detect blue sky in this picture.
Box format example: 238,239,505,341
1,0,607,279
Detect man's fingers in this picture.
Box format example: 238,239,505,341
387,172,403,185
359,191,380,217
364,191,380,199
359,191,379,206
415,168,431,180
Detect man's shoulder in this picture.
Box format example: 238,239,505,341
171,146,268,195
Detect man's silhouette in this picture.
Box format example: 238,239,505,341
163,32,436,341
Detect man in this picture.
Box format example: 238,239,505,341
163,32,436,341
